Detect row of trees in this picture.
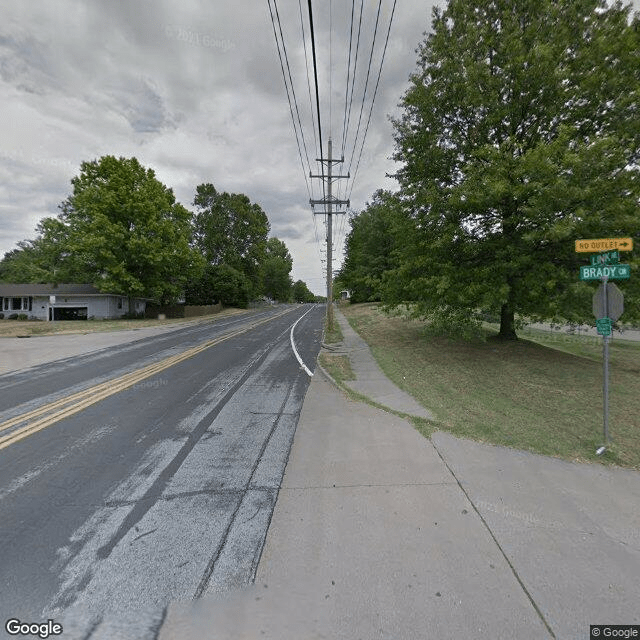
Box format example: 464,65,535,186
0,156,315,309
337,0,639,338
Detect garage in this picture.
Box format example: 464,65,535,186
49,307,89,321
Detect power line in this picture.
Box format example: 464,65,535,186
341,0,363,161
329,0,332,139
346,0,384,180
267,0,312,197
348,0,398,200
297,0,319,172
306,0,323,165
272,0,314,176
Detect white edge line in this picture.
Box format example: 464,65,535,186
290,305,316,377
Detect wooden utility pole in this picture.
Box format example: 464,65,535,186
310,138,349,329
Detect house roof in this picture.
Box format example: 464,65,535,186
0,284,109,296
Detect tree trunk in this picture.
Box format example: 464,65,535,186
498,301,518,340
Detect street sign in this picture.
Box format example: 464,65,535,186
575,238,633,252
590,250,619,266
596,318,613,336
580,264,630,280
593,282,624,321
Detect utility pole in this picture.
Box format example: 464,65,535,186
310,138,349,329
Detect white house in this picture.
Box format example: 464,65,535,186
0,284,150,320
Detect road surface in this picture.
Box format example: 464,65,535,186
0,304,323,638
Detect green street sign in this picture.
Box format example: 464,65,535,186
596,317,613,336
580,264,630,281
590,250,620,266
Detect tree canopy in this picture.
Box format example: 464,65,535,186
261,237,293,302
191,183,270,295
1,156,202,306
337,190,403,303
386,0,640,337
61,156,202,306
292,279,316,303
1,165,300,311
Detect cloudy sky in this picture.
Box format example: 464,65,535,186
1,1,638,295
0,0,436,295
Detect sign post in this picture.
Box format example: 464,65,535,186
602,278,610,447
593,280,623,451
576,239,632,455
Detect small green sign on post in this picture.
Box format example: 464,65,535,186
580,264,630,280
590,250,620,266
595,317,613,337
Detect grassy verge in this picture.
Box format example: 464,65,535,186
0,308,249,338
318,353,355,385
341,303,640,469
323,316,344,344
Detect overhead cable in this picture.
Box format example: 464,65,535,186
348,0,398,200
267,0,312,198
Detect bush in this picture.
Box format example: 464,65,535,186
0,313,4,319
121,311,145,319
17,313,28,321
8,313,18,320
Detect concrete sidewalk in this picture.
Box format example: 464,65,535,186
329,309,433,420
160,307,640,640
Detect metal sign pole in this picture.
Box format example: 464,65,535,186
580,242,629,456
602,277,610,445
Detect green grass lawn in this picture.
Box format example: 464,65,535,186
341,303,640,469
0,308,249,338
318,353,355,385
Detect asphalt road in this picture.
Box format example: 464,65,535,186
0,303,323,638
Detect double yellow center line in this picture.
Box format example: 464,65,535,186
0,308,295,452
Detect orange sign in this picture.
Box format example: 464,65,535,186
575,238,633,253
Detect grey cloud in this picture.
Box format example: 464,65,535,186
106,77,173,133
270,225,305,241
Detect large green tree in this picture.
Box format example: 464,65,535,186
57,156,201,307
390,0,640,337
191,183,270,295
338,190,404,303
0,243,48,282
292,279,316,303
261,237,293,302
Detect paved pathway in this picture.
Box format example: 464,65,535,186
329,309,433,419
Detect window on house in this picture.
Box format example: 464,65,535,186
117,299,122,309
12,298,22,310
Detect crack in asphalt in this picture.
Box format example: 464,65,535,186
193,378,297,598
102,485,278,508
